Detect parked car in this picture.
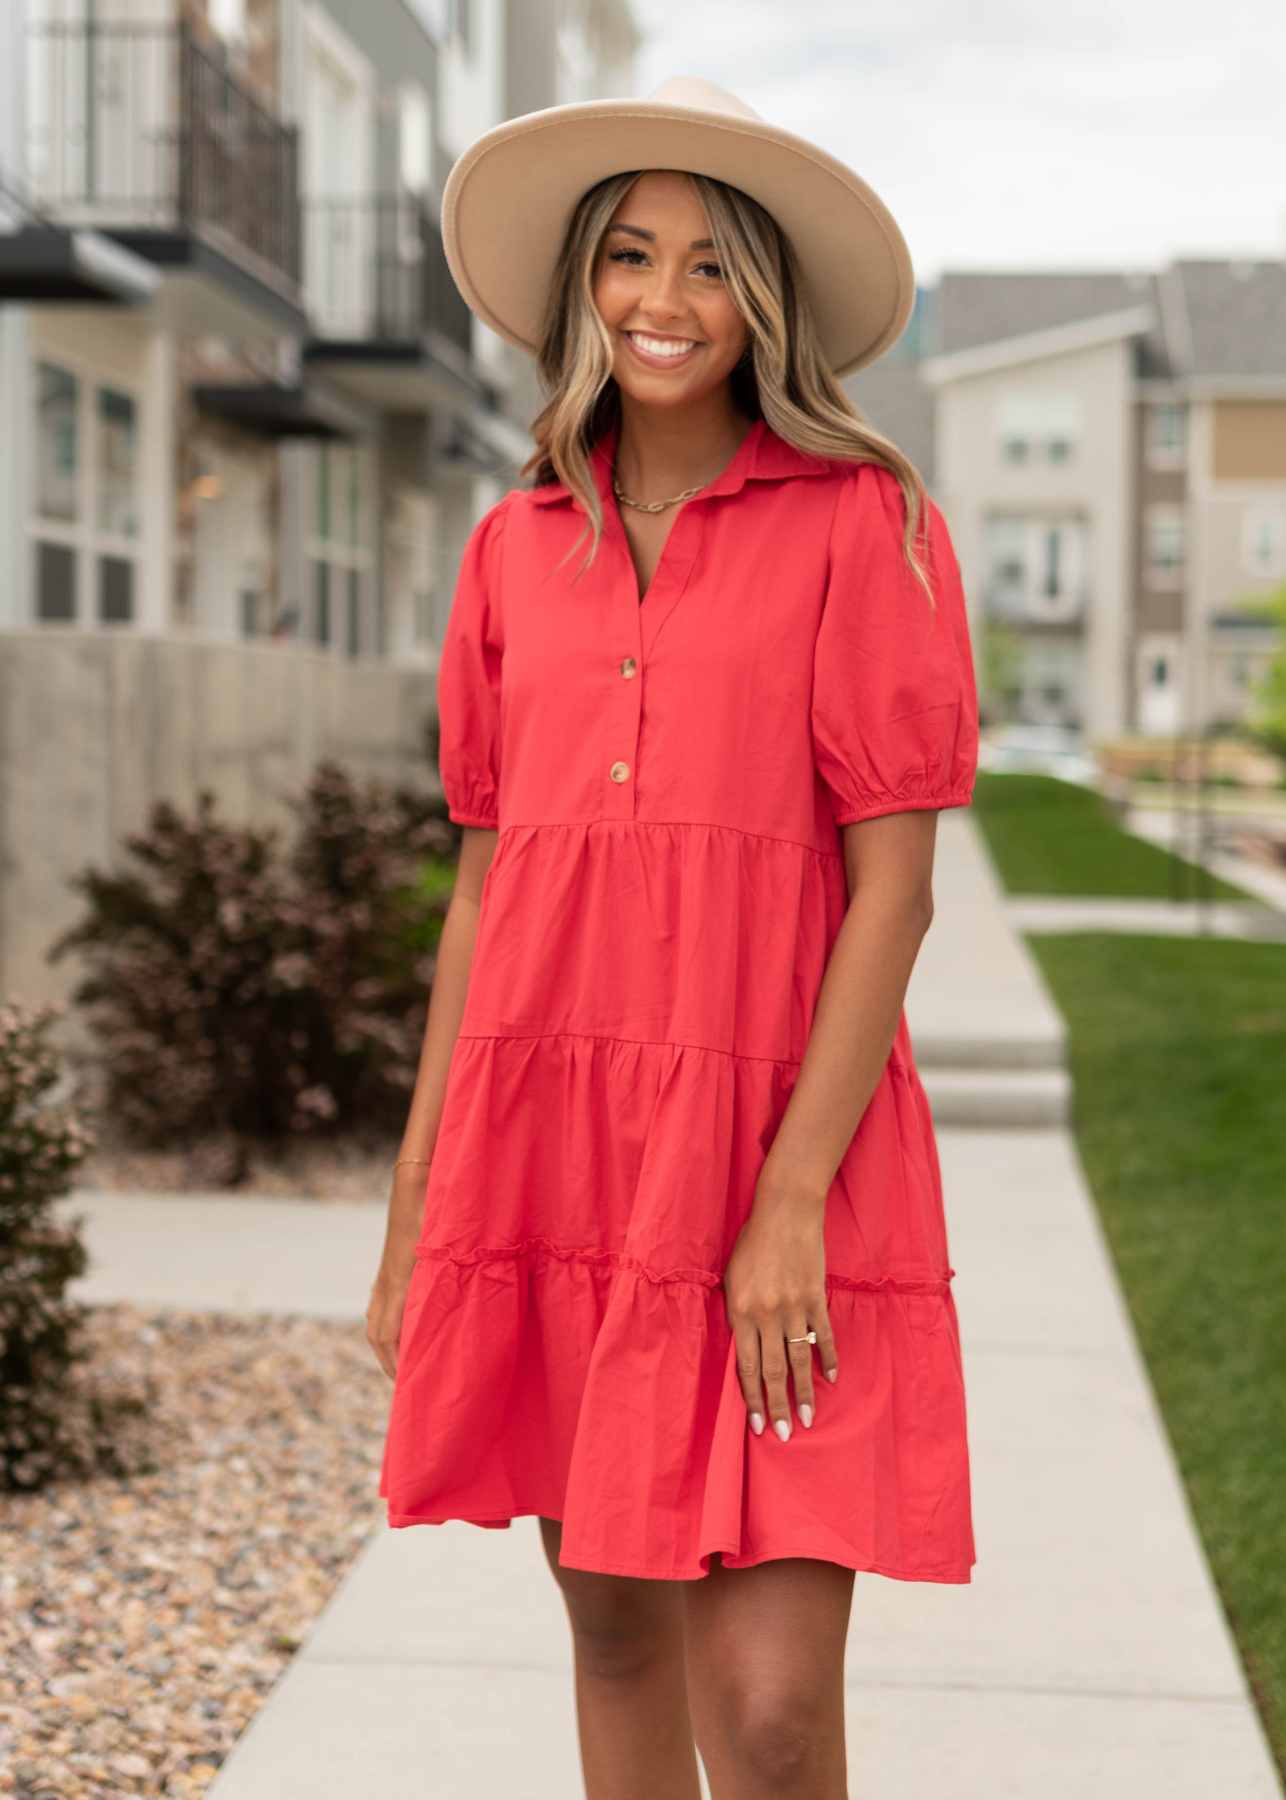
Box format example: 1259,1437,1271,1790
978,725,1100,786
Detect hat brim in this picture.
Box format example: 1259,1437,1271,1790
441,98,914,379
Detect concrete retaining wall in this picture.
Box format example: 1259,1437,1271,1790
0,631,438,1005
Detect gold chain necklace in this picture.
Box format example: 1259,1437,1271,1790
612,476,707,514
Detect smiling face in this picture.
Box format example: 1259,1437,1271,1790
592,170,751,411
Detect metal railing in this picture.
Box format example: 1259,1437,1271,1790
26,20,299,287
304,195,472,355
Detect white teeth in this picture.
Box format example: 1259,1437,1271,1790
629,334,694,358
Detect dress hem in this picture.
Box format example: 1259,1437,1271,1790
383,1507,973,1586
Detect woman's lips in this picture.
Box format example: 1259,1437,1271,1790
622,331,701,370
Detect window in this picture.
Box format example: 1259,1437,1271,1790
315,562,332,646
1145,508,1185,586
36,542,76,621
982,514,1088,623
97,389,138,538
1147,402,1187,470
307,444,369,653
1242,507,1286,579
36,363,78,522
346,569,361,657
98,556,133,624
31,360,141,627
996,396,1080,469
398,84,431,195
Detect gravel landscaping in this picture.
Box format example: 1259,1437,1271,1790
0,1305,390,1798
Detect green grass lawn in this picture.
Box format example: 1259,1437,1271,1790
1032,933,1286,1768
972,772,1248,899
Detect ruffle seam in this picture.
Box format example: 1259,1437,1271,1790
415,1237,953,1296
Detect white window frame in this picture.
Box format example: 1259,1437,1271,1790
996,395,1081,470
982,511,1089,625
305,441,373,657
1146,402,1187,472
29,353,143,630
1144,505,1185,590
1241,505,1286,580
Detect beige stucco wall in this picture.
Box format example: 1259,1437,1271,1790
0,632,439,1006
1187,401,1286,727
932,335,1136,738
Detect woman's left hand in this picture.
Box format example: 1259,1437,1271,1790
723,1177,838,1442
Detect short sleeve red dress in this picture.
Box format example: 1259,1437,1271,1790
380,421,979,1583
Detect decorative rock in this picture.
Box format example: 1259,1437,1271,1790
0,1305,389,1798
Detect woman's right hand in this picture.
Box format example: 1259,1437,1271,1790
365,1258,416,1380
365,1166,426,1380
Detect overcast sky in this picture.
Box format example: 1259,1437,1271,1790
631,0,1286,282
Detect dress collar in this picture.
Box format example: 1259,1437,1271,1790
527,417,832,509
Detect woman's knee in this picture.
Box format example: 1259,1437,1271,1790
720,1677,830,1790
551,1564,680,1684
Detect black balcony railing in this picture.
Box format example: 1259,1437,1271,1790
27,20,299,288
304,196,472,356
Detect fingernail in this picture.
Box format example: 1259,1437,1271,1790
774,1419,791,1442
826,1368,838,1384
750,1413,764,1436
799,1404,813,1429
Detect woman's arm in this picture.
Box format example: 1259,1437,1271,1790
365,825,499,1379
723,809,938,1439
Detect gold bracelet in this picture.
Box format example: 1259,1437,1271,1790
393,1156,430,1170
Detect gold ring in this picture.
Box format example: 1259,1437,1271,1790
787,1331,817,1345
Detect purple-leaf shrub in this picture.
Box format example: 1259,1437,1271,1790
0,1000,105,1489
55,763,456,1159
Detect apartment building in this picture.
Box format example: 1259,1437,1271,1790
0,0,637,1001
849,262,1286,740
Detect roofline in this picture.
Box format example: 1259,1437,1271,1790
1136,375,1286,400
922,305,1155,384
1173,376,1286,401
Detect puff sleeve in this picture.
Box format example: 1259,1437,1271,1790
436,497,510,830
811,465,978,826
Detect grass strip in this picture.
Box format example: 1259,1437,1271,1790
1032,933,1286,1769
973,773,1248,899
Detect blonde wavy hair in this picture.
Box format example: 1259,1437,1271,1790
524,170,930,591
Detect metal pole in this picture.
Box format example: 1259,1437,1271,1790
1188,723,1203,936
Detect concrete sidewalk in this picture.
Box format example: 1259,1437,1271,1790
68,812,1281,1797
1129,807,1286,914
188,1125,1280,1800
906,814,1071,1127
1005,894,1286,940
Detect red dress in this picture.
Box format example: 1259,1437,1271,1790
380,421,978,1583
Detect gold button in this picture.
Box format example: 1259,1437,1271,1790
610,761,630,783
621,658,637,678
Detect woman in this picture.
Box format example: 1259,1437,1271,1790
367,77,977,1800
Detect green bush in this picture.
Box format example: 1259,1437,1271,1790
55,763,456,1168
0,1001,100,1490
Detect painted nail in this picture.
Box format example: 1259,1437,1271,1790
799,1404,813,1429
750,1413,764,1436
826,1368,838,1384
774,1419,791,1442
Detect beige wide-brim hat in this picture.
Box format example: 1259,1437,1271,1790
441,76,914,379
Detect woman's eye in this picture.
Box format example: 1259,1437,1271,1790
694,261,724,279
610,247,648,267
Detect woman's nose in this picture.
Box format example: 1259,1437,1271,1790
639,267,687,321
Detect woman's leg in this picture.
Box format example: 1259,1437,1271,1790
540,1518,703,1800
684,1556,855,1799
